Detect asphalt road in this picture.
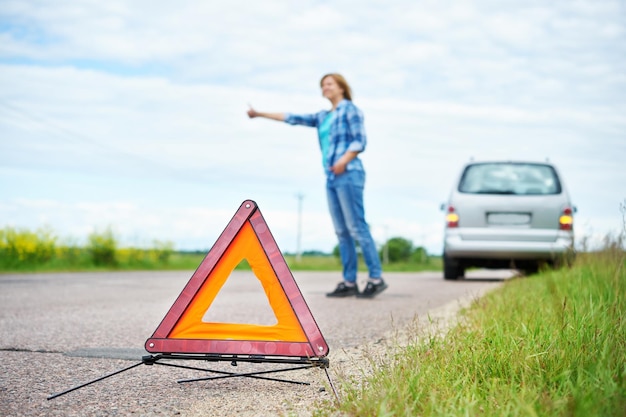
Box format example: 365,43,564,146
0,269,511,416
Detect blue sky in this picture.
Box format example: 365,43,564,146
1,0,625,255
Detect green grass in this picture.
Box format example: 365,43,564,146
0,250,205,273
0,225,438,273
314,249,626,417
0,251,440,274
284,255,441,273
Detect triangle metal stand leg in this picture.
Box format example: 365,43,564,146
152,360,315,385
47,360,145,400
47,354,339,403
323,367,340,403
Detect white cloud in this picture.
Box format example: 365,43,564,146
1,0,624,256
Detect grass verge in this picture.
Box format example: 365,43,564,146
0,252,440,274
1,226,438,273
314,249,626,417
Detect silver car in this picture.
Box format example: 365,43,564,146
441,160,575,279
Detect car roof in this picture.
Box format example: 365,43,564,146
463,159,556,166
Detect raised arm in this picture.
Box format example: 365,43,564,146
247,106,285,122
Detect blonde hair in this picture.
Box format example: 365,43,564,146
320,73,352,101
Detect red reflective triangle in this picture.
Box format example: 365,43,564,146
145,200,329,358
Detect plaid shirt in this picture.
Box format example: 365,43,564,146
285,99,366,176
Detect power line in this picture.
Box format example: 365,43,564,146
0,101,304,196
295,192,304,262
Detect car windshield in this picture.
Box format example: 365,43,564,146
458,163,562,195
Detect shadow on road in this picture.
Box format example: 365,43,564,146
459,277,507,282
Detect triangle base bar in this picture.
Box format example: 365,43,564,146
144,353,329,366
146,338,322,357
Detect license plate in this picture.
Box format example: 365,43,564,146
487,213,531,225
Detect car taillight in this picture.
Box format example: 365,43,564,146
446,206,459,228
559,207,574,230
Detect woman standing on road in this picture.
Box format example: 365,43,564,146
247,73,387,299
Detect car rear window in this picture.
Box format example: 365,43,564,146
458,163,562,195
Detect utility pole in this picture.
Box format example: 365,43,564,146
383,225,389,265
296,193,304,262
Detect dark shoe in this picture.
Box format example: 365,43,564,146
326,282,359,298
356,279,388,298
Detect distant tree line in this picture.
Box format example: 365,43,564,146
332,236,429,264
1,226,431,271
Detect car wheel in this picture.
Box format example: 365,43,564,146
443,255,464,280
552,251,576,270
522,262,540,276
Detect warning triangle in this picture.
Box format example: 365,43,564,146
145,200,329,359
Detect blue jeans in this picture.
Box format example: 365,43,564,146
326,170,383,283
